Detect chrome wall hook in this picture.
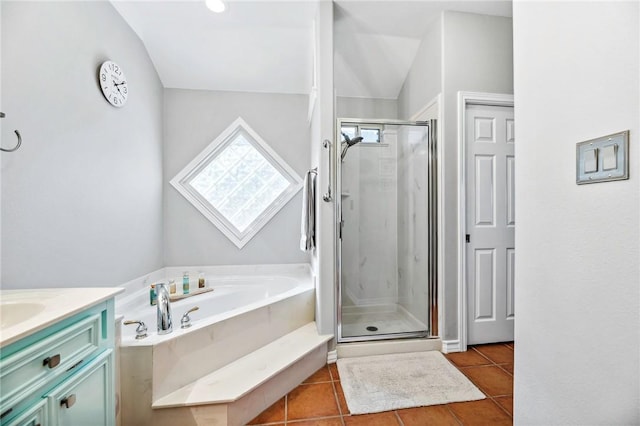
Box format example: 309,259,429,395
0,112,22,152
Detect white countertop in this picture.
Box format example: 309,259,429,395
0,288,124,348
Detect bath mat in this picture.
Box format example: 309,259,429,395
337,351,485,414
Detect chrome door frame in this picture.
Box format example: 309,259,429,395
335,118,438,344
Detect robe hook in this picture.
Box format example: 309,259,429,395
0,112,22,152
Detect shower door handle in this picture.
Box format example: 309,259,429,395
322,139,333,202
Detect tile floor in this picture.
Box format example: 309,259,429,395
248,342,514,426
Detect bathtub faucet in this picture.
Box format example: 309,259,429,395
156,283,173,335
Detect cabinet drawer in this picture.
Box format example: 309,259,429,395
48,350,113,426
0,315,101,412
3,399,47,426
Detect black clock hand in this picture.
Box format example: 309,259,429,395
114,81,127,87
113,81,123,95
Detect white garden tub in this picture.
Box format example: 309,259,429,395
116,264,315,425
118,270,312,345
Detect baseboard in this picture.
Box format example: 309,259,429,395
441,340,461,353
327,350,337,364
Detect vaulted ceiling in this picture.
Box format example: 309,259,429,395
111,0,317,94
112,0,512,98
334,1,512,99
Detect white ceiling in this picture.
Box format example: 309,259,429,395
112,0,512,98
111,0,317,94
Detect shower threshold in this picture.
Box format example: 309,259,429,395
337,337,442,358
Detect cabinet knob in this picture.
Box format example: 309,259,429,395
43,354,61,369
60,394,76,409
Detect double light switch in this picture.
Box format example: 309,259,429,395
576,131,629,184
583,144,617,173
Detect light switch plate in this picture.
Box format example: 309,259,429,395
576,130,629,184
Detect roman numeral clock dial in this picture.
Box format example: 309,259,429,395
99,60,128,107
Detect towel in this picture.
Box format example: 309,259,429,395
300,170,316,251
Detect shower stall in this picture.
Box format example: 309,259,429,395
335,119,438,343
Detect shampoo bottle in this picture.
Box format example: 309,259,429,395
183,271,190,294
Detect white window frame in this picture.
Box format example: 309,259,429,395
170,117,302,249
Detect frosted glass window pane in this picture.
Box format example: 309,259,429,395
360,128,381,143
189,134,291,232
341,126,357,142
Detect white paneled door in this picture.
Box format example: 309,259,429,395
466,104,515,345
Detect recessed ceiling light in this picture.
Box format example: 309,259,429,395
205,0,226,13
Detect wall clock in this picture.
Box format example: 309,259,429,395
99,60,128,107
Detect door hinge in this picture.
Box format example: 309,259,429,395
465,234,470,243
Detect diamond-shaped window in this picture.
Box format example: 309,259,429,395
170,117,302,248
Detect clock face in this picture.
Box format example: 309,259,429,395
99,61,128,107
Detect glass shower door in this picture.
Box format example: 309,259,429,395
337,119,437,343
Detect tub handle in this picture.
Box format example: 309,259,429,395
124,320,148,339
181,306,199,329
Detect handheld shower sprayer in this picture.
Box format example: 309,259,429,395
341,133,363,161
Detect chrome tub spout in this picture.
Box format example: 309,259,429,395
156,283,173,335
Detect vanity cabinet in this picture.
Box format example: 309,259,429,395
0,298,117,426
46,350,112,426
3,399,47,426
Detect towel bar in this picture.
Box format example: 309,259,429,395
322,140,332,202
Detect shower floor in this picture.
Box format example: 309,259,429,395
341,304,427,339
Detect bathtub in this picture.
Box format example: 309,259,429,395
118,271,313,345
116,264,316,425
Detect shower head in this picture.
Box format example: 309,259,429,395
341,133,363,161
341,132,364,147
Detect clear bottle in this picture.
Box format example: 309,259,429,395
150,284,157,306
169,279,177,294
182,271,190,294
198,273,206,289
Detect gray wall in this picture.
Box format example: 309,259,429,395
336,96,398,120
513,2,639,423
441,11,513,341
163,89,310,267
1,1,164,288
0,3,3,283
397,17,442,120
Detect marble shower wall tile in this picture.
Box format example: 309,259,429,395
397,126,430,325
341,126,399,306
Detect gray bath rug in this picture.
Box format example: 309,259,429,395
336,351,485,415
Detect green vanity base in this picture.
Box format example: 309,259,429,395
0,299,117,426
